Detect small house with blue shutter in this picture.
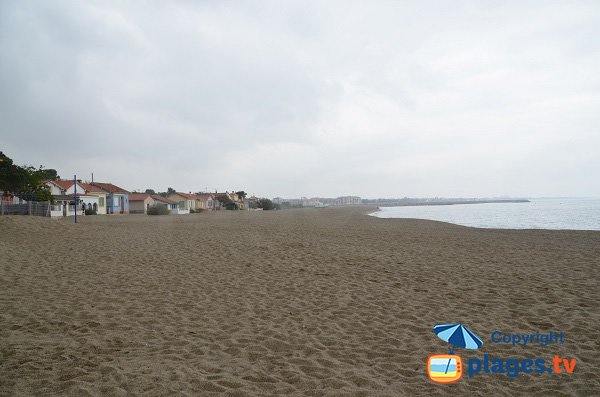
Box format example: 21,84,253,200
90,182,130,214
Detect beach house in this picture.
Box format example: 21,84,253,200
78,182,108,214
45,180,99,216
167,192,196,211
90,182,130,214
152,195,183,214
129,193,155,214
128,193,183,214
193,193,215,210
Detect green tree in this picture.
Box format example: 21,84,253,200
0,152,53,202
236,191,247,199
38,167,59,181
215,193,238,210
158,187,176,197
145,189,156,195
257,198,275,210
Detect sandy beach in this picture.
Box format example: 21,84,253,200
1,207,599,396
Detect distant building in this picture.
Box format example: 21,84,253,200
90,182,130,214
129,193,182,214
272,195,362,207
129,193,155,214
193,193,215,210
167,192,196,211
337,196,362,205
46,179,99,216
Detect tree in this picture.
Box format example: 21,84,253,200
236,191,247,199
158,187,176,197
37,167,59,181
215,193,237,210
257,198,275,210
0,152,53,202
145,189,156,195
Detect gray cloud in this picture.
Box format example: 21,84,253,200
1,1,599,197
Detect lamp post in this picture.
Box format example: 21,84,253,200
74,174,77,224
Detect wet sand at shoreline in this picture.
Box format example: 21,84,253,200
1,207,599,396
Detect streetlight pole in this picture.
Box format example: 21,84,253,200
74,174,77,224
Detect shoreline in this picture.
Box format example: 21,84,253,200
367,199,600,232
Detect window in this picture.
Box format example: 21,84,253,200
99,197,105,207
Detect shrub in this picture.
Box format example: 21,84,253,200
147,205,170,215
85,208,97,215
224,202,237,210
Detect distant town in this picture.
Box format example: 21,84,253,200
0,151,368,217
1,151,529,218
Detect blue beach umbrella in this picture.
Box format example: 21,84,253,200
434,324,483,352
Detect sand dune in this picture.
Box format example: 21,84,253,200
1,208,599,396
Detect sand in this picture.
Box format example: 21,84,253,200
1,207,599,396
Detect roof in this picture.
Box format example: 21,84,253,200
79,182,105,193
152,195,177,204
90,182,130,194
193,193,214,200
171,192,195,199
129,193,151,201
48,180,74,190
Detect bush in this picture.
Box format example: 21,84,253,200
85,208,97,215
147,205,170,215
190,208,204,214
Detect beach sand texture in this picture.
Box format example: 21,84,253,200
1,207,599,396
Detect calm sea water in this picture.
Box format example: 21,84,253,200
370,198,600,230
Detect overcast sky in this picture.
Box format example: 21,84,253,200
1,1,599,198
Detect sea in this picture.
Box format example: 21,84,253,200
370,198,600,231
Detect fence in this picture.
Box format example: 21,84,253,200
0,201,51,217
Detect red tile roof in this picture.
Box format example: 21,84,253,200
173,192,195,199
194,193,214,201
90,182,130,194
152,195,177,205
51,180,74,190
79,182,105,193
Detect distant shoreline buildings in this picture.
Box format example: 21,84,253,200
1,149,367,216
272,196,362,208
